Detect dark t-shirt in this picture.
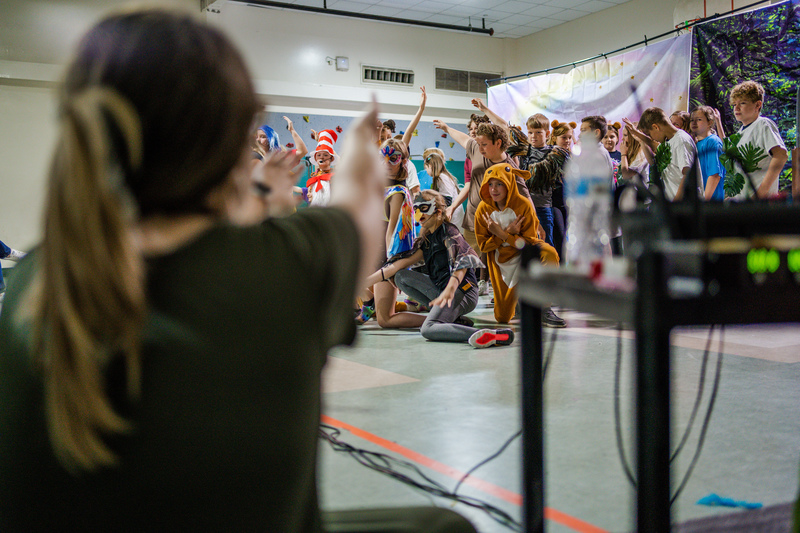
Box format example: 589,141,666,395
0,208,360,532
421,223,478,292
519,145,554,208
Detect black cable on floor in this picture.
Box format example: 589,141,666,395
614,323,637,486
453,321,559,496
613,323,725,504
670,324,716,463
671,325,724,505
319,322,562,532
319,423,522,532
452,429,522,496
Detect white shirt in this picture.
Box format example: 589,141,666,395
662,129,697,201
434,174,465,228
733,116,786,200
405,160,420,193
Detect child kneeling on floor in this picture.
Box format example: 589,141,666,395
475,163,560,324
365,190,515,348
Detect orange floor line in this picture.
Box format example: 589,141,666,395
321,415,608,533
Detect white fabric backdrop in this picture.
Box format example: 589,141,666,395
487,34,692,127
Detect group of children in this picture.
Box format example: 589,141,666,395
239,79,793,349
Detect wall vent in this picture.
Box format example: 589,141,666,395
362,65,415,86
435,68,502,93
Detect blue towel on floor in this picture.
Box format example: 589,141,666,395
697,493,762,509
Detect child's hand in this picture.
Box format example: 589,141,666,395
619,135,628,154
471,98,487,111
419,86,427,110
310,129,318,141
623,118,652,144
505,214,525,235
283,116,295,133
430,283,457,308
445,204,456,220
254,149,303,218
433,119,449,134
482,212,505,237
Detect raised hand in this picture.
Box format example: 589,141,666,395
283,116,295,133
471,98,487,111
254,149,304,218
433,119,449,133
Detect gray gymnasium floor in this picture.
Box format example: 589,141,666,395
319,293,800,532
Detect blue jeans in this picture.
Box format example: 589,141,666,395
535,207,554,248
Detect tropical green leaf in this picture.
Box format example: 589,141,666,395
724,171,745,198
738,142,768,173
654,142,671,174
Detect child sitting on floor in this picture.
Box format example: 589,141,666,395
365,190,515,348
475,163,559,324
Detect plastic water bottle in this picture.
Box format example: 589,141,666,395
564,136,612,271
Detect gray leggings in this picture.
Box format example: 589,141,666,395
394,269,479,343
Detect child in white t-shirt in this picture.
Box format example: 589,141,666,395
637,107,698,201
728,80,788,200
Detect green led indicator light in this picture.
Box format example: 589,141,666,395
747,248,780,274
788,249,800,273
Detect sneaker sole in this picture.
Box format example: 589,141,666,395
469,328,515,348
543,320,567,328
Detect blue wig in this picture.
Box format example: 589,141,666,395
258,124,281,152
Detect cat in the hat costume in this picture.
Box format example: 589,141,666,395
306,129,339,206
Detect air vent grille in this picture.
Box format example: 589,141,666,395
435,68,501,93
362,65,415,86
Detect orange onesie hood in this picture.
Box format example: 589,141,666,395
479,163,531,212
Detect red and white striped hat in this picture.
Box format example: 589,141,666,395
309,129,339,166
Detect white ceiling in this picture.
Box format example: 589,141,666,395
248,0,633,39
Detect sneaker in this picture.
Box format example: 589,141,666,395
355,305,375,325
5,249,26,262
542,307,566,328
404,298,429,313
455,315,474,328
469,328,515,348
478,280,488,296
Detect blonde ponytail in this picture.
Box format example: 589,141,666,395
26,87,145,471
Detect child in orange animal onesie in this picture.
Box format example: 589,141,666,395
474,163,559,323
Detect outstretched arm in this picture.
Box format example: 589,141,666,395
623,119,656,166
402,86,426,147
329,101,387,294
284,116,308,159
712,108,726,139
445,181,470,220
472,98,509,136
364,249,424,287
434,119,471,150
429,268,467,308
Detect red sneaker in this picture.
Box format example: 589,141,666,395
468,328,515,348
